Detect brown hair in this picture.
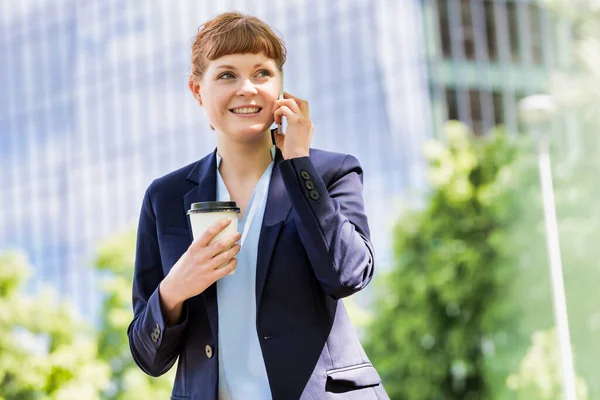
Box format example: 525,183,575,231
190,12,287,82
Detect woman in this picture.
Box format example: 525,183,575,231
128,11,389,400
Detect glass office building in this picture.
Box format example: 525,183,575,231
0,0,433,320
423,0,574,140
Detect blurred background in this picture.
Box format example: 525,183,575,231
1,0,599,398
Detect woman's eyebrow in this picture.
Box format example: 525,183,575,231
215,63,266,70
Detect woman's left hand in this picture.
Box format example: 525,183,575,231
273,92,314,160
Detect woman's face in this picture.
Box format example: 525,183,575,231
196,52,281,142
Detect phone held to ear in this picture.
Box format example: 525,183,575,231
277,70,284,135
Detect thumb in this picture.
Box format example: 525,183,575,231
273,130,285,150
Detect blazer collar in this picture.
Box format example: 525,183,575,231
185,148,217,185
182,149,218,338
256,146,291,305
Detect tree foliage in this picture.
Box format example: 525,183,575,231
0,252,110,400
507,328,589,400
365,122,530,399
94,229,175,400
367,1,600,396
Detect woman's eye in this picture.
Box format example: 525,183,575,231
219,72,234,80
257,69,272,77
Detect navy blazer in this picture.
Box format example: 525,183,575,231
128,146,389,400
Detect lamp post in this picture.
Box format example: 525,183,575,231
518,94,577,400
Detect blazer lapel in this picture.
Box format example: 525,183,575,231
183,149,218,337
256,147,292,308
183,149,218,231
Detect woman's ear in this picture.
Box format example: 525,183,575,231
188,79,202,106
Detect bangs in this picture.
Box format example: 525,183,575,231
190,12,287,80
204,21,285,69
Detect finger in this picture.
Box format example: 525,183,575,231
194,217,233,248
298,99,309,117
273,130,285,149
282,92,309,116
272,103,284,125
213,257,238,279
282,92,301,101
205,232,241,259
274,98,301,114
213,239,236,257
273,110,281,126
274,106,296,122
208,244,241,271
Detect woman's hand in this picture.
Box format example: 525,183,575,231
159,218,241,314
273,92,314,160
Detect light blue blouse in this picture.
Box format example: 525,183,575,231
215,147,276,400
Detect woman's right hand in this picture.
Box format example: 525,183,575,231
159,217,241,312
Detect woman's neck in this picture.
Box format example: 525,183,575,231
216,131,274,182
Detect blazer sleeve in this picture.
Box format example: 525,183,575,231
127,183,189,377
279,154,375,300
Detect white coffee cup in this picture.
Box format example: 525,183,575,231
187,201,240,274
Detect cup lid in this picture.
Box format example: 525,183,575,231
187,201,241,214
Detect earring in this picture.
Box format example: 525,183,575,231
210,124,215,131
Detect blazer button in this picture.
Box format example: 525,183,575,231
304,180,315,190
310,190,320,200
300,170,311,180
151,323,161,343
205,344,213,359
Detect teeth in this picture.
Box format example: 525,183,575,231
231,107,260,114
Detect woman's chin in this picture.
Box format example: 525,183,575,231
226,124,272,141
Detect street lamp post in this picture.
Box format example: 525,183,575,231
518,94,577,400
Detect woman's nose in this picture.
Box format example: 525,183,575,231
236,79,259,96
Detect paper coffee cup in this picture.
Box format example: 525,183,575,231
187,201,240,274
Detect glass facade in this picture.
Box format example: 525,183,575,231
0,0,433,320
424,0,572,136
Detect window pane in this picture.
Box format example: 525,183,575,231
445,88,459,121
529,5,543,65
506,2,521,62
461,0,476,60
493,92,504,126
484,0,498,61
437,0,452,58
444,89,506,135
469,90,484,135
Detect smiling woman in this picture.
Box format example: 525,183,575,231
187,13,286,142
127,11,389,400
193,52,280,141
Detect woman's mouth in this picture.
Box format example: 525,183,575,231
229,106,262,116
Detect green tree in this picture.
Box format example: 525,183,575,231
365,122,533,399
0,251,110,399
507,328,589,400
365,114,598,399
94,229,175,399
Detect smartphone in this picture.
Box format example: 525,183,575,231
277,70,284,134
